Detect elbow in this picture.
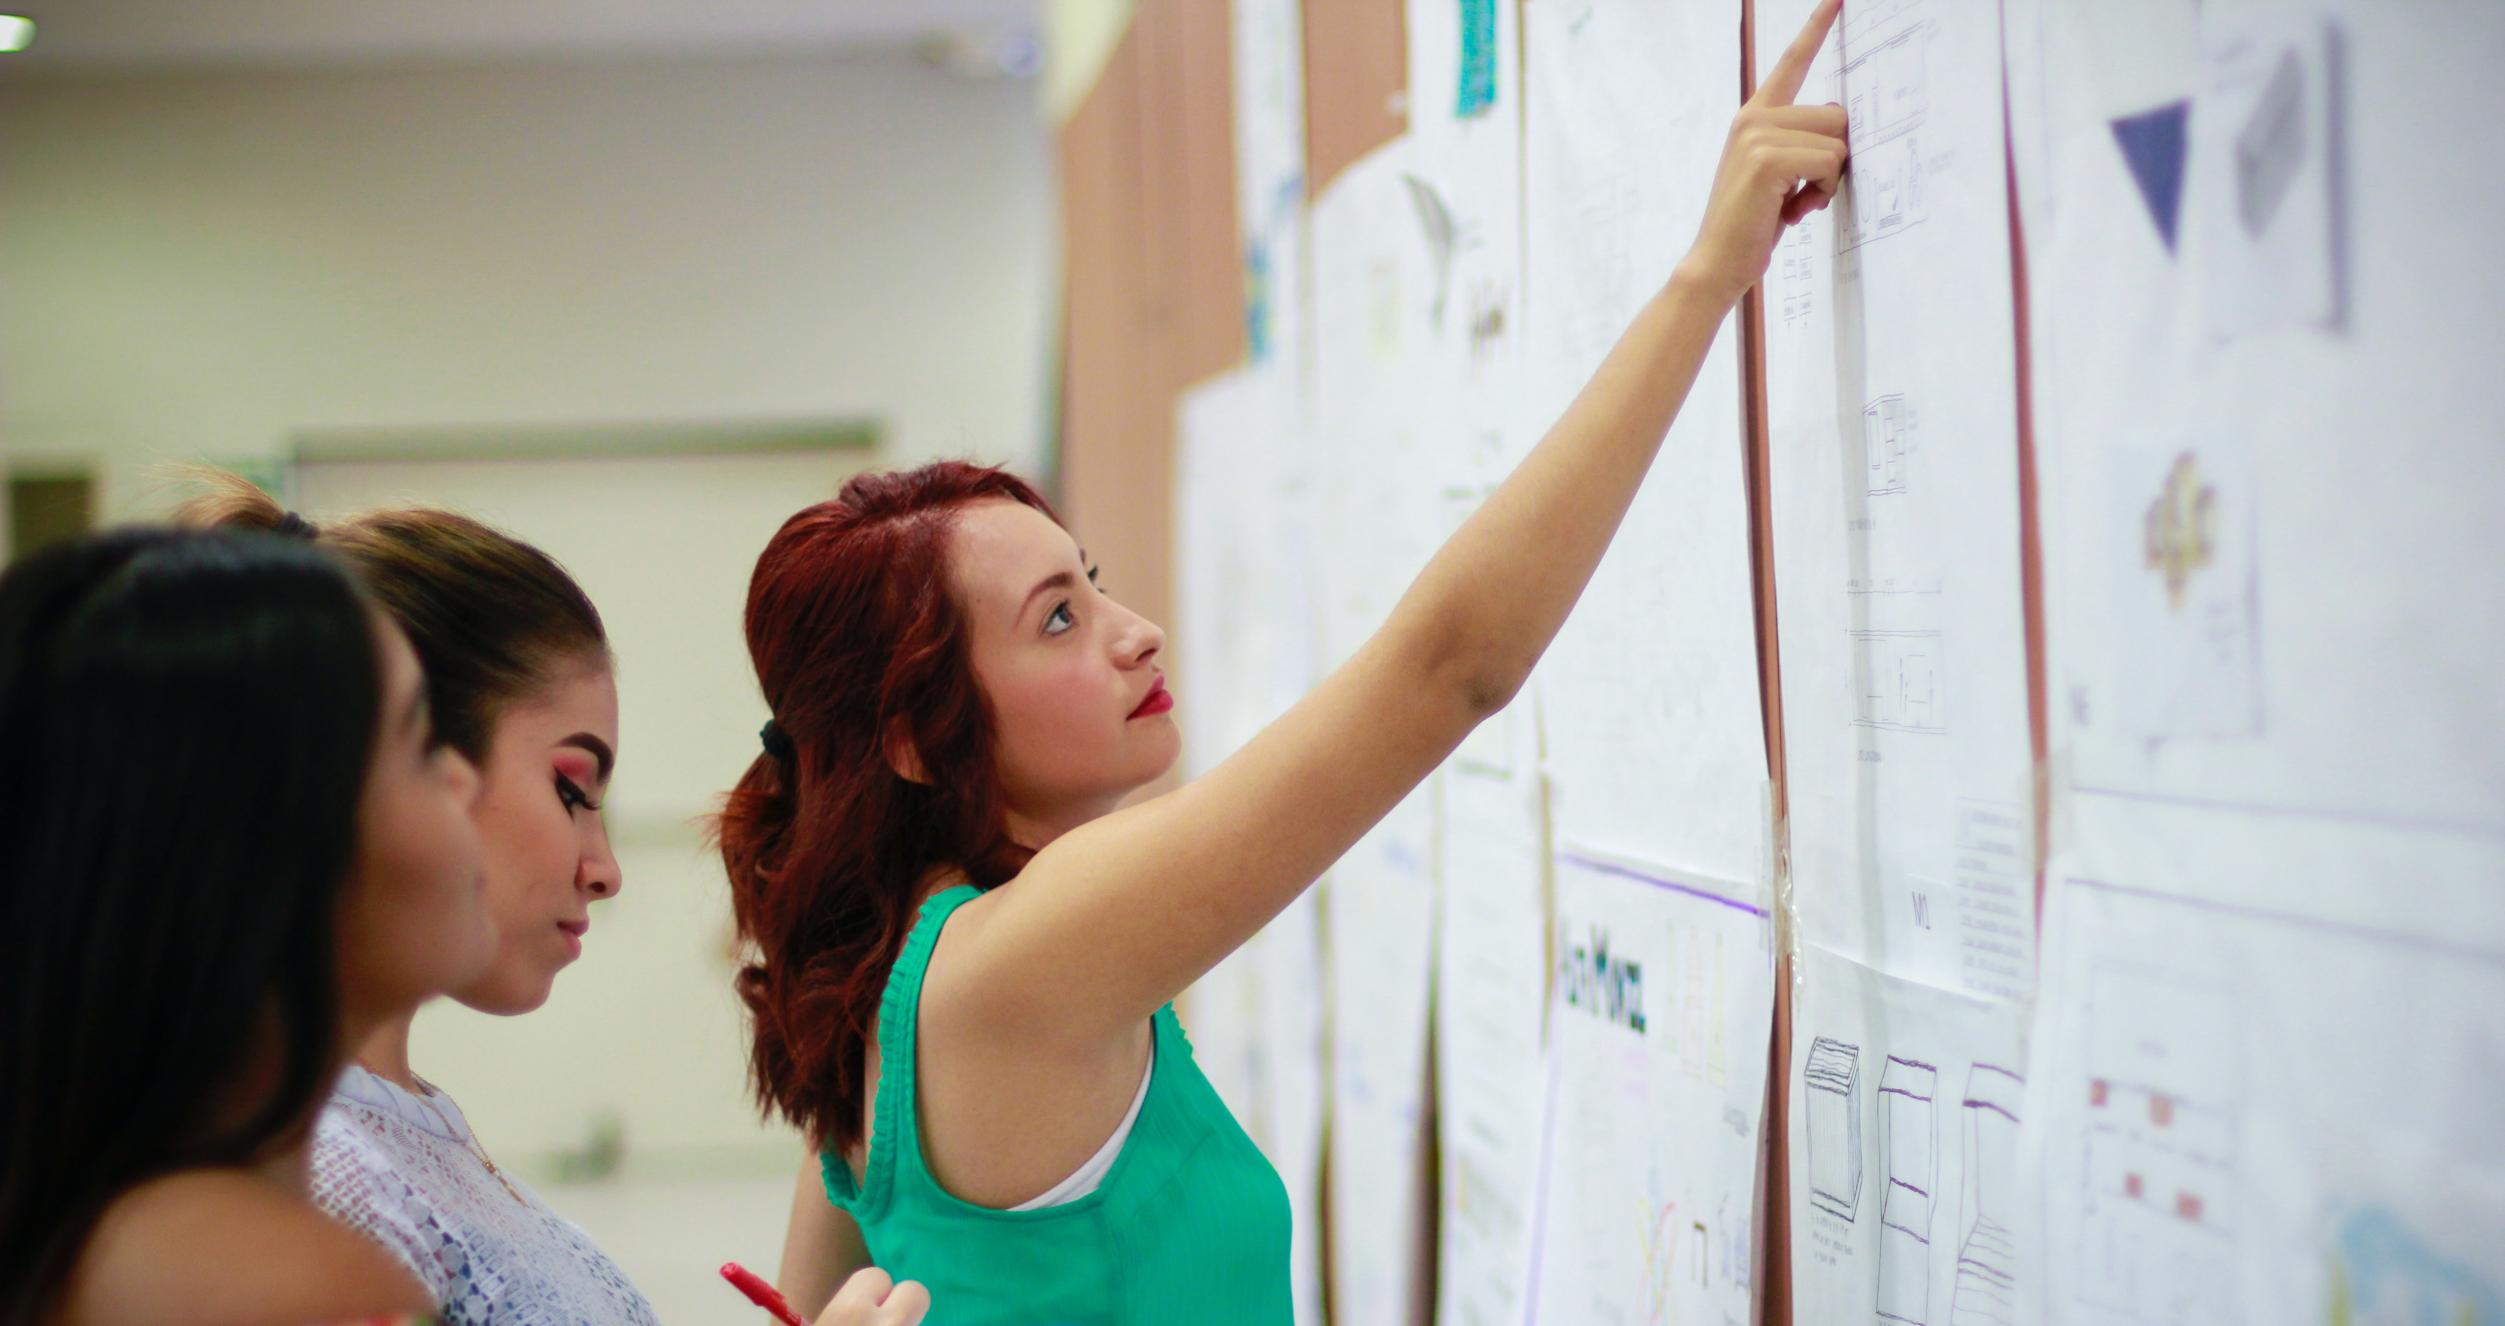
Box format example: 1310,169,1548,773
1399,602,1531,723
1424,631,1530,721
1456,657,1528,719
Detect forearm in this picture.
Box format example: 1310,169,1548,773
1390,264,1735,709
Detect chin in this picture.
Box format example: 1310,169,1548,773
453,970,559,1018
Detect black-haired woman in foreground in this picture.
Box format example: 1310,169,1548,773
0,527,937,1326
0,527,494,1326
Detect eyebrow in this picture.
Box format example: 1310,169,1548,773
558,733,616,782
1019,570,1079,624
400,690,430,740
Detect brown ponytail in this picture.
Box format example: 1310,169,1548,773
173,469,609,759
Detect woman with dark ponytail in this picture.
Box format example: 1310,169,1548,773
179,474,931,1326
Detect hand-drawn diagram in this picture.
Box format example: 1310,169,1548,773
2234,50,2308,239
1865,394,1916,496
2076,965,2240,1325
1835,0,1934,251
1877,1057,1938,1324
1852,631,1947,734
1806,1038,1864,1221
1778,224,1817,325
2143,452,2218,610
1949,1065,2024,1326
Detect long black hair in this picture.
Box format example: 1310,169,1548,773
0,528,384,1326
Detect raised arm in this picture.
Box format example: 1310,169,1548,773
966,0,1847,1041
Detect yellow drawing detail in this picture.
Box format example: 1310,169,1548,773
2144,452,2218,609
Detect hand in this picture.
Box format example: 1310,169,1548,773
1680,0,1851,307
811,1268,931,1326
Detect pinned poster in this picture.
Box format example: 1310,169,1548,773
1522,0,1768,887
1527,849,1775,1326
2025,809,2505,1326
1327,783,1441,1326
1787,944,2032,1326
1759,0,2035,999
1433,746,1549,1326
2007,0,2505,831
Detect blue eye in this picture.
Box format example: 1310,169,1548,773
1044,602,1074,636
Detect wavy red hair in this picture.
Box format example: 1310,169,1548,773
715,461,1057,1154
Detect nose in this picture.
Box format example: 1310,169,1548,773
580,813,623,901
1111,598,1164,669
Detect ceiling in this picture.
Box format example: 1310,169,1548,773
2,0,1039,68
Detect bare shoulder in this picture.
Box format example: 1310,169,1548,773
57,1169,431,1326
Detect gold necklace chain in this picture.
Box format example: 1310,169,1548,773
403,1071,529,1207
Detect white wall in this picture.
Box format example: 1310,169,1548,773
0,50,1055,502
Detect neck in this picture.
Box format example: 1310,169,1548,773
249,1129,318,1195
1002,795,1125,854
350,1004,423,1095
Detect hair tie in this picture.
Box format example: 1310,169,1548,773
272,511,318,541
759,719,796,763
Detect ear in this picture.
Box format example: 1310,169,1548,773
882,718,931,786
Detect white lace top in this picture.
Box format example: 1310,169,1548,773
311,1067,662,1326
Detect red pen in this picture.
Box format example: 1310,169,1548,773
720,1261,809,1326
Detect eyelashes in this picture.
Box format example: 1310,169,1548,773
556,774,602,814
1043,566,1107,638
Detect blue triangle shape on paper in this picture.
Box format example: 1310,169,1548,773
2111,100,2192,253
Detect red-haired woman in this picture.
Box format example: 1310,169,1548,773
723,6,1847,1321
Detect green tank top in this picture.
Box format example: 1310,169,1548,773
821,885,1294,1325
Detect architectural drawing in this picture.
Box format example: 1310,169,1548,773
2076,965,2239,1325
1852,631,1947,734
1836,0,1934,250
1865,393,1915,496
1949,1065,2024,1326
2235,49,2308,238
1805,1038,1864,1221
1876,1057,1938,1325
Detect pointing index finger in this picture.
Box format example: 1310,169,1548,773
1760,0,1843,107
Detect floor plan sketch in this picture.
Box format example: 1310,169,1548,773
1852,631,1947,734
2077,965,2240,1325
1806,1037,1865,1221
1877,1057,1938,1324
1949,1066,2023,1326
1836,0,1934,250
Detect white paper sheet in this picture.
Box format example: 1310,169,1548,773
1520,0,1770,889
1788,943,2033,1326
1308,136,1465,675
1434,751,1551,1326
2006,0,2505,834
1527,849,1777,1326
2023,811,2505,1326
1327,782,1443,1326
1758,0,2036,1003
1175,366,1330,1326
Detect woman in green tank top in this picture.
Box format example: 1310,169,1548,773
716,6,1845,1320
